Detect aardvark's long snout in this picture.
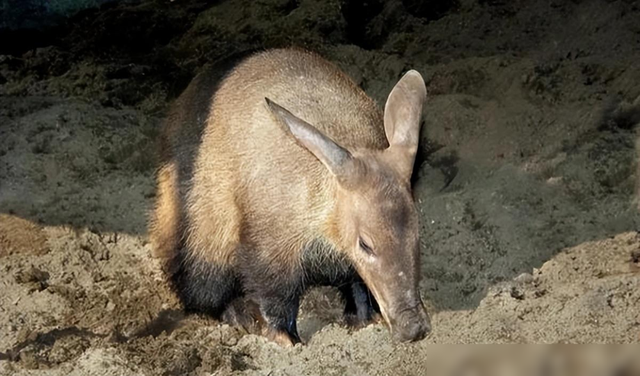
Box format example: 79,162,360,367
388,302,431,342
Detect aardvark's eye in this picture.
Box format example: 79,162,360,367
358,237,374,256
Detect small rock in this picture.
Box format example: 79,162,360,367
514,273,533,284
534,289,547,298
510,286,525,300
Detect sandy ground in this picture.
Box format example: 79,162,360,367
1,0,640,374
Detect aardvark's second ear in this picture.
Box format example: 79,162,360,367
382,70,427,181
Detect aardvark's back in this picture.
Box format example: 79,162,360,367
186,48,388,262
208,48,387,179
150,48,430,346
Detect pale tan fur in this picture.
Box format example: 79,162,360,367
150,162,180,264
183,49,386,270
150,49,429,341
150,65,225,272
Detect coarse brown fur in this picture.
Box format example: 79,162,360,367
150,48,430,346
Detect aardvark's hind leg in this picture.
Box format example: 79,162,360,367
172,250,240,317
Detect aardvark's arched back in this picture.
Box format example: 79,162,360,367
150,48,430,346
